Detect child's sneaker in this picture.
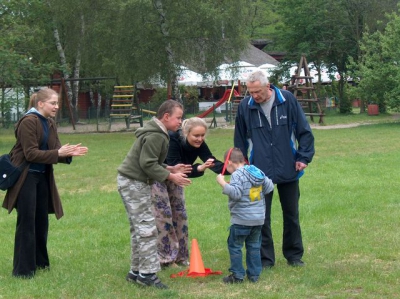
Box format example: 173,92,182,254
126,271,138,282
223,274,244,284
248,276,259,283
137,273,168,289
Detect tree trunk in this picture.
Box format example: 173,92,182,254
338,75,351,114
71,14,85,122
360,99,366,113
53,26,74,121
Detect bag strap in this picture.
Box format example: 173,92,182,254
9,143,28,170
8,143,16,155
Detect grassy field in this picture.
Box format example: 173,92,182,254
318,108,399,126
0,115,399,298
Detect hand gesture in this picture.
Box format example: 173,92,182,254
170,163,192,174
58,143,88,157
198,158,215,172
168,172,191,187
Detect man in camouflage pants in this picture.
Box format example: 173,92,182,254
117,100,191,289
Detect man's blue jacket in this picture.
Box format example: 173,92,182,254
234,85,315,184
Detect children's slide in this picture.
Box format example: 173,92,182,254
197,89,240,118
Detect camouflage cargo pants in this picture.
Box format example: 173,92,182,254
117,174,160,274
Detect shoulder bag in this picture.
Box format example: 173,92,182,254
0,150,26,191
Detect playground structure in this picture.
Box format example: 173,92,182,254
196,85,240,128
109,85,143,130
109,86,242,130
139,87,241,128
49,76,242,130
197,88,240,118
288,55,325,124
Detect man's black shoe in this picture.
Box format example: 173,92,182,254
287,260,305,267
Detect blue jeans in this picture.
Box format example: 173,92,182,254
227,224,262,280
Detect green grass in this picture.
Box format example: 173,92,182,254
0,119,400,298
320,108,399,126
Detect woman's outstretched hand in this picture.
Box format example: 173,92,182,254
198,158,215,172
58,143,88,157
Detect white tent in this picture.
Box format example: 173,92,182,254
286,65,340,84
216,61,278,82
257,63,277,77
217,61,259,81
177,60,278,86
177,68,204,86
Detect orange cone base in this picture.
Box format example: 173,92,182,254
170,268,222,278
170,239,223,278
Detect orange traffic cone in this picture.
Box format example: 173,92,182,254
188,239,205,275
170,239,223,278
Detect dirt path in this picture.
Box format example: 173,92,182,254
57,115,397,134
309,123,367,130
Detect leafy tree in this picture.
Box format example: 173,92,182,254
271,0,398,113
348,10,400,113
102,0,249,101
0,0,55,126
44,0,250,107
245,0,280,39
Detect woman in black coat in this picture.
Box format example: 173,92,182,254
152,117,226,267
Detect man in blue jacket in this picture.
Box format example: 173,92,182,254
234,70,315,268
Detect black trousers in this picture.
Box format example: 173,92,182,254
13,172,50,277
261,180,303,266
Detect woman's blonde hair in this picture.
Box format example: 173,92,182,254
28,88,59,109
181,117,208,138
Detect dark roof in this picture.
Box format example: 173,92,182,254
226,44,279,67
265,51,286,62
250,39,272,50
185,44,279,74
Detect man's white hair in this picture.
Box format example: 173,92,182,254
246,70,269,86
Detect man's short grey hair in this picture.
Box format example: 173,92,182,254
246,70,269,86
